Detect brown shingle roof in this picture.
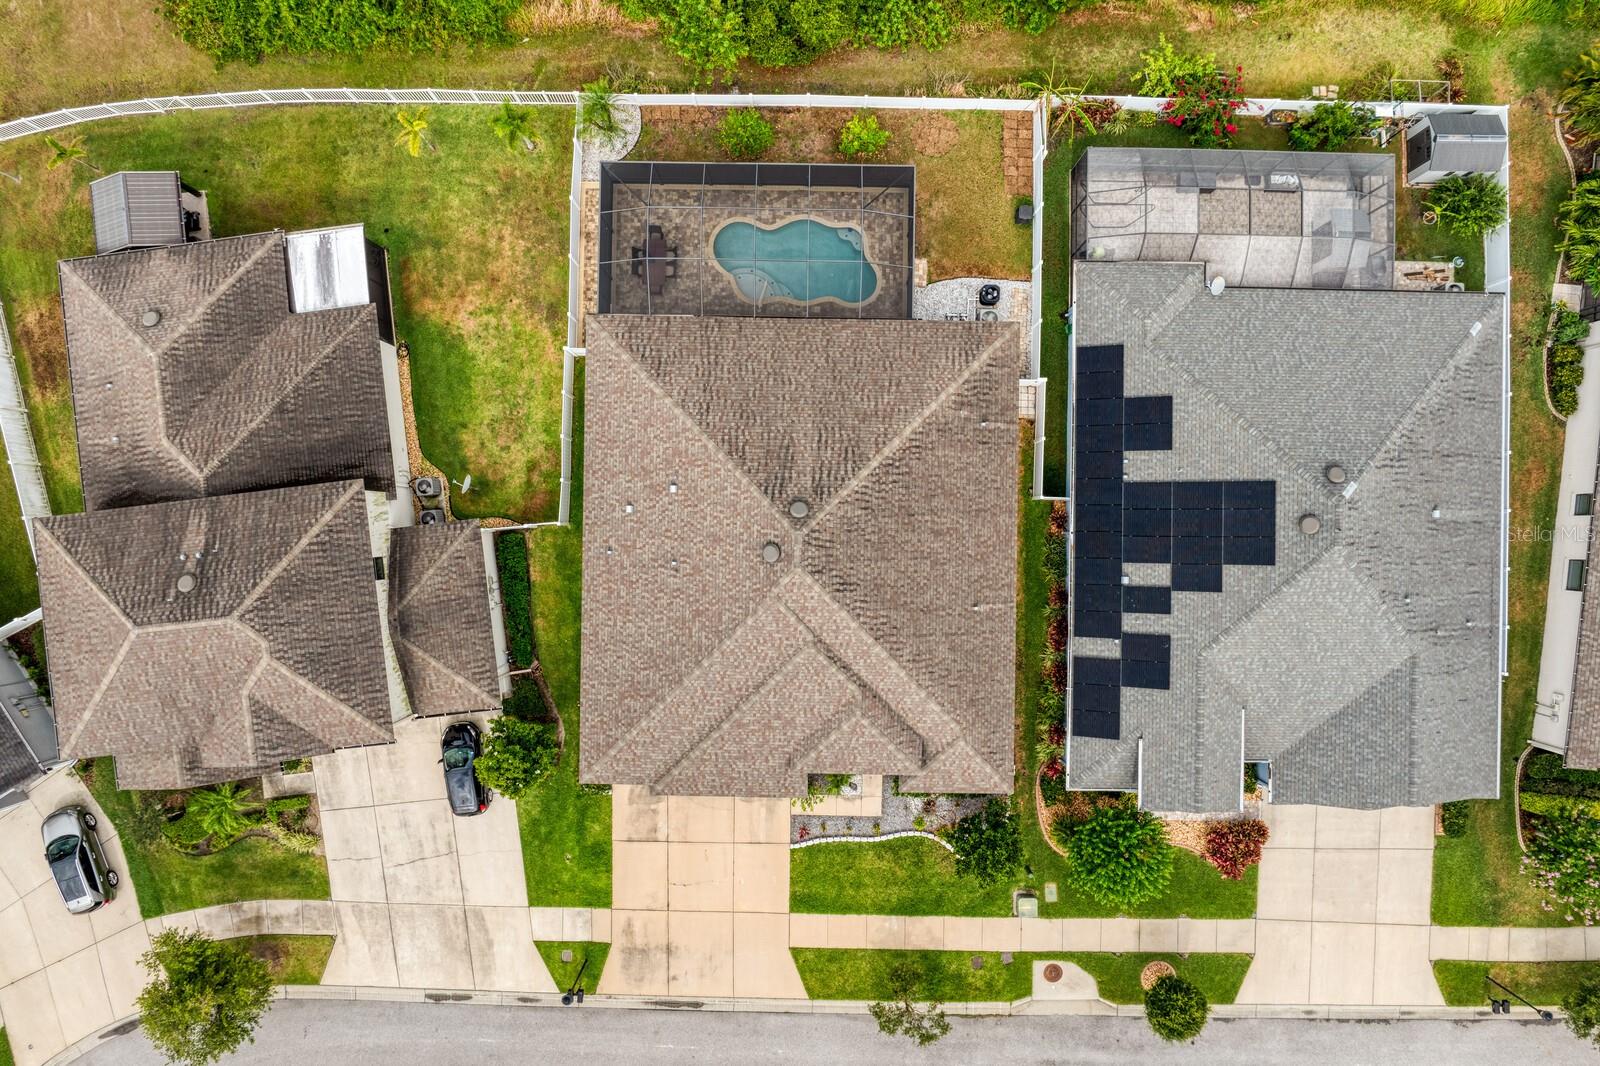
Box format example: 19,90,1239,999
34,480,394,789
388,521,502,715
58,232,394,512
580,316,1019,797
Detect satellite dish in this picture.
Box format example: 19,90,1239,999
453,474,472,495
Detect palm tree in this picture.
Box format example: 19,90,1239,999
43,134,100,173
1020,62,1097,152
578,79,622,140
489,100,541,153
393,108,436,158
1561,52,1600,143
185,783,260,844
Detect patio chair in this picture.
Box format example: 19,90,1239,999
664,260,679,279
630,247,645,277
648,223,665,240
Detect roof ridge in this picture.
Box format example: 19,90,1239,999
808,327,1014,530
392,521,477,614
194,305,373,479
254,656,392,745
231,481,364,621
393,633,500,709
592,317,785,529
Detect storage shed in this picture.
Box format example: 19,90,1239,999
88,171,210,254
1404,112,1507,186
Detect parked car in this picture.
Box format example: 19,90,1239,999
41,806,117,914
441,722,489,816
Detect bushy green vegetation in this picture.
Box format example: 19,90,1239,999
1144,974,1208,1042
137,929,274,1066
1560,179,1600,288
1132,35,1216,97
1426,173,1509,238
162,0,519,62
1287,101,1378,151
838,112,890,159
496,531,535,668
718,108,774,159
1058,800,1174,910
946,798,1023,885
475,715,560,799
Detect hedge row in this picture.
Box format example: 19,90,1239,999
1524,752,1600,801
162,0,519,62
495,531,535,669
1521,792,1600,819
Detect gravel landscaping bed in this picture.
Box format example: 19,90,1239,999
790,776,989,844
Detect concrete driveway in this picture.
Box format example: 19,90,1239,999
1237,804,1442,1006
0,768,149,1066
314,713,556,993
602,787,804,999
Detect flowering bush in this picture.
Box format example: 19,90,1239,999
1202,818,1269,880
1522,813,1600,923
1160,67,1246,148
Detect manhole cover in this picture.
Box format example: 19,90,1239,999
1042,963,1063,983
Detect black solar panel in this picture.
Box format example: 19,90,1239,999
1075,557,1121,586
1172,508,1222,538
1225,507,1274,538
1073,656,1122,686
1075,344,1125,373
1125,535,1172,563
1074,505,1122,533
1225,480,1275,508
1077,426,1122,454
1123,658,1171,690
1071,708,1121,740
1074,610,1122,639
1174,536,1223,565
1123,585,1172,613
1172,481,1225,510
1123,395,1173,451
1077,583,1120,612
1125,507,1171,537
1121,632,1171,662
1172,562,1223,592
1075,478,1123,505
1077,397,1123,425
1124,422,1172,451
1076,369,1124,399
1077,450,1124,478
1124,482,1172,511
1224,537,1275,565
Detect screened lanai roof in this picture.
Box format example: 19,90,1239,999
597,161,916,319
1070,148,1397,290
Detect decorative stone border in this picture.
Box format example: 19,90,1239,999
1513,742,1534,854
790,828,953,851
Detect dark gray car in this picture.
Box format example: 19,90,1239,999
442,722,489,816
42,805,117,914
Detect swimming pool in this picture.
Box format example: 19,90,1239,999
710,218,879,306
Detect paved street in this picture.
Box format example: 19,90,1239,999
67,998,1596,1065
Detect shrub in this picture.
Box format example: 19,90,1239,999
839,112,892,159
1551,341,1585,417
945,798,1023,885
185,783,260,846
1065,800,1173,909
1425,173,1508,238
137,929,274,1066
1202,818,1268,880
1560,178,1600,288
1565,978,1600,1049
1553,302,1592,345
1134,34,1216,98
856,0,956,50
744,0,852,65
495,532,534,668
503,676,551,722
1521,812,1600,922
1525,751,1600,798
1287,102,1378,151
161,0,518,62
718,108,775,159
1439,799,1470,837
1144,973,1209,1042
658,0,748,85
1522,792,1600,819
1160,68,1245,147
473,716,560,799
1562,51,1600,146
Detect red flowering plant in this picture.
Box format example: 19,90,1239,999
1202,818,1269,880
1160,66,1246,148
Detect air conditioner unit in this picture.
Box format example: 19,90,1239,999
977,308,1001,323
419,509,446,525
412,476,443,499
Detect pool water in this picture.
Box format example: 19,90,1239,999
711,219,878,305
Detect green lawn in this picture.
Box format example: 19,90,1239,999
239,934,335,985
82,759,330,919
791,948,1251,1005
536,940,610,995
518,361,611,908
1433,960,1598,1007
1430,31,1584,928
0,1026,14,1066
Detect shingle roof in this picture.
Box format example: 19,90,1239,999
0,722,40,795
89,172,185,254
33,480,394,790
580,315,1020,797
387,521,502,715
1567,472,1600,767
1068,261,1504,812
58,232,394,512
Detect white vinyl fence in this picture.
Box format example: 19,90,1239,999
0,301,50,557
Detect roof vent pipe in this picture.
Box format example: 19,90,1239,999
141,309,162,327
1325,464,1346,485
1209,276,1226,296
1299,514,1322,535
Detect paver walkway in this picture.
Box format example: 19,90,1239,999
313,713,558,993
601,787,805,999
1237,804,1441,1006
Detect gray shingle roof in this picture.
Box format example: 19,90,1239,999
1069,261,1504,812
0,722,40,795
580,315,1020,797
387,521,502,715
1567,475,1600,767
90,171,185,254
58,232,394,512
33,480,394,790
1418,113,1507,176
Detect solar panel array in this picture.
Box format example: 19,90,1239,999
1069,344,1278,741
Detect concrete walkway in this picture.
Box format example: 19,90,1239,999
1238,804,1441,1006
312,713,558,993
1534,284,1600,754
601,787,805,999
